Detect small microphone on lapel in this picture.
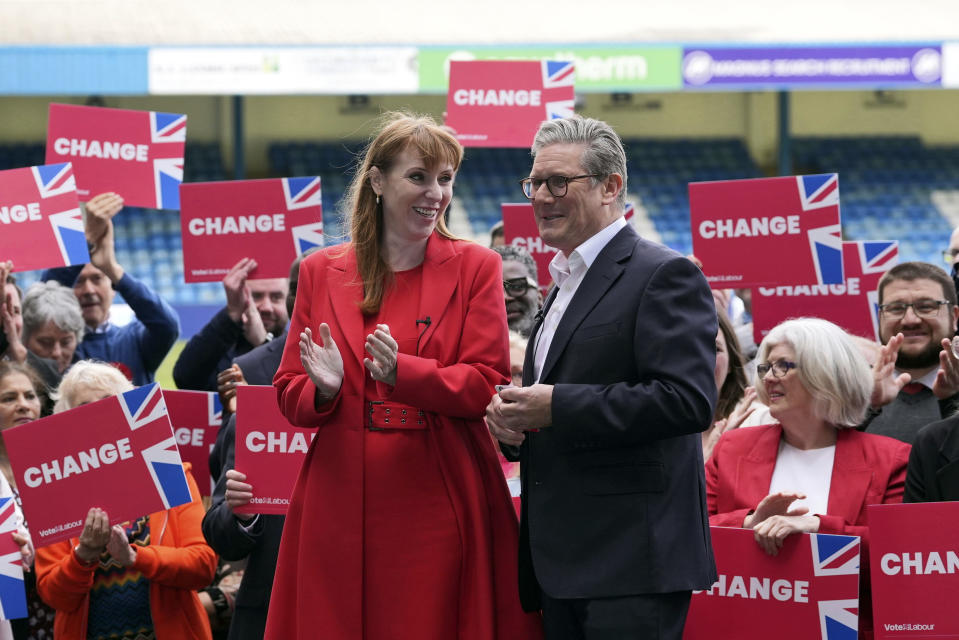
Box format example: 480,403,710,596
534,308,545,323
416,316,431,328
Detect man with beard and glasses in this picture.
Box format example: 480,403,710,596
493,245,543,338
865,261,959,444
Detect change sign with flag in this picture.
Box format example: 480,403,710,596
180,177,323,282
752,240,898,344
3,384,191,548
445,60,575,147
684,527,861,639
46,103,186,209
164,390,222,497
690,174,844,288
0,163,88,272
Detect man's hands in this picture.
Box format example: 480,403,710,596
76,507,112,564
83,193,125,283
933,336,959,399
223,258,268,345
106,525,137,567
871,332,911,407
217,364,247,414
486,384,553,447
224,469,255,523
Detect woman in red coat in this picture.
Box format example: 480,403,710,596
266,113,542,639
706,318,910,639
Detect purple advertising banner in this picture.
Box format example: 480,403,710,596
682,46,942,88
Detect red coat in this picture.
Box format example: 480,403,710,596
706,424,910,638
267,234,542,639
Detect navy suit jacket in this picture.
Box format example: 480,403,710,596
516,224,718,609
202,333,287,640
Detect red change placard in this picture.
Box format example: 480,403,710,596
46,103,186,210
179,177,323,282
2,384,191,548
233,385,311,516
0,163,87,272
868,502,959,637
751,240,898,344
684,527,860,639
163,390,223,497
445,60,575,148
690,174,844,288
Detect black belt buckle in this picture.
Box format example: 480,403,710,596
367,400,385,431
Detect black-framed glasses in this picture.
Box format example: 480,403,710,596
878,299,950,319
504,277,537,297
757,359,797,378
519,174,601,199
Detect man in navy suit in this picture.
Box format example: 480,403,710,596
486,116,718,639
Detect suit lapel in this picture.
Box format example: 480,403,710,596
416,234,460,354
538,227,636,383
327,249,367,367
827,430,872,520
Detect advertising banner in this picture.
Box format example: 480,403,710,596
751,240,898,344
179,177,323,282
0,163,88,272
445,60,575,148
689,174,844,288
233,386,310,516
46,103,186,209
685,526,861,639
419,46,682,92
3,384,191,547
682,46,942,88
163,390,223,496
868,502,959,637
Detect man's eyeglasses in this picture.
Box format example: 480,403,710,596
519,174,601,199
878,299,950,319
757,359,797,378
944,249,959,264
503,278,538,297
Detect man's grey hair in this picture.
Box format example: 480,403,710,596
22,281,85,345
492,245,538,282
531,115,628,209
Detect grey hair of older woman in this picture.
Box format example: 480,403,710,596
21,281,85,345
53,360,134,413
755,318,872,427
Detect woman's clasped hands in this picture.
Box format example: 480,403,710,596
743,491,821,556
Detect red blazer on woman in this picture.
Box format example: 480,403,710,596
706,424,910,638
267,234,541,639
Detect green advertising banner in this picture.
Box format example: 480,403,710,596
418,46,682,93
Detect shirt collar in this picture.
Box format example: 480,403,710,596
548,216,627,287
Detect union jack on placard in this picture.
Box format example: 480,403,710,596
283,176,322,211
811,533,860,577
208,392,223,427
0,497,26,620
47,209,90,267
818,599,859,640
541,60,575,88
807,224,844,285
291,222,325,256
31,163,76,198
856,240,899,275
798,174,840,210
150,112,187,143
153,158,183,210
140,437,193,510
120,384,169,432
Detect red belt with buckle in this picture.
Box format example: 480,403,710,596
366,401,428,430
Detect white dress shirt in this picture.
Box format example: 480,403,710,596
532,216,628,383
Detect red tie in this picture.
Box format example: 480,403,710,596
902,382,925,395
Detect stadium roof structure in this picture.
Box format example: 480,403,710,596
3,0,959,46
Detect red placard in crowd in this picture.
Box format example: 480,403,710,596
751,240,898,344
0,163,87,272
2,384,191,548
684,527,861,639
163,390,223,497
0,494,27,619
233,386,311,516
179,177,323,282
46,103,186,209
689,174,844,288
445,60,575,148
868,502,959,637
